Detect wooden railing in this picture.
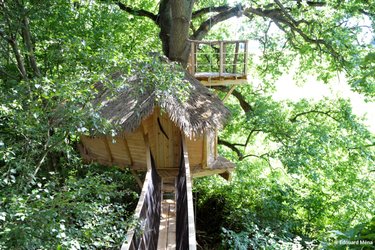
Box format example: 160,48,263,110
176,137,197,250
188,40,248,79
121,145,161,250
122,136,196,249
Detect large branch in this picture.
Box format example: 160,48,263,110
0,31,27,80
218,138,243,159
304,1,327,7
243,5,342,62
192,5,231,19
191,4,243,40
116,1,158,23
214,86,253,114
218,138,270,162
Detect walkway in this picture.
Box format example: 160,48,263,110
158,177,177,249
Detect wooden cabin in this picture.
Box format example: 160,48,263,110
78,67,235,181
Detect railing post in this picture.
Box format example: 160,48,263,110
189,41,196,75
219,41,224,77
232,41,239,74
243,41,249,75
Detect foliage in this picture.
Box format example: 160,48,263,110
0,1,152,249
195,86,374,249
0,166,139,249
1,0,374,249
126,56,191,103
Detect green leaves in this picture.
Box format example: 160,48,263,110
197,83,374,248
0,167,139,249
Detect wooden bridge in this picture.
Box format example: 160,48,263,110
121,137,196,250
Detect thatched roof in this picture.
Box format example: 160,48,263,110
91,58,230,137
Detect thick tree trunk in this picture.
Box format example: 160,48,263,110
158,0,194,66
158,0,172,57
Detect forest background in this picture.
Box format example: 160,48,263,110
0,0,374,249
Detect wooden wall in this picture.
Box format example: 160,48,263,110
80,127,147,170
79,109,223,177
142,109,182,170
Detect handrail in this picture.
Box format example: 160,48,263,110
122,135,196,249
176,137,197,250
121,141,161,250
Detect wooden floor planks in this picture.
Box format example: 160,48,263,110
157,198,176,249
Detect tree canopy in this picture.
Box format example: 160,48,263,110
0,0,374,249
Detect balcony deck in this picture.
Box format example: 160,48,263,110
188,40,249,86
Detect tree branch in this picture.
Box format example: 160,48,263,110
290,110,339,122
218,138,270,162
116,1,158,23
243,6,342,62
241,152,269,161
21,17,40,77
214,86,253,114
218,138,243,159
191,4,243,40
1,31,28,80
304,1,327,7
192,5,231,19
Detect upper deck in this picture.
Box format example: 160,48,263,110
188,40,249,86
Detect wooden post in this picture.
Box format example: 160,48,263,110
202,135,207,168
223,42,226,74
194,42,198,74
219,41,224,77
243,41,249,75
232,41,239,74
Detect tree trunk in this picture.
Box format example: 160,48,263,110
158,0,194,66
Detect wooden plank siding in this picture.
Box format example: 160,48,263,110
78,109,233,179
144,110,182,170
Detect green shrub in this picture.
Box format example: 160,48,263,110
0,166,139,250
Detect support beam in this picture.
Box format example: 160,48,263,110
103,136,113,163
130,169,143,189
222,85,236,102
122,135,133,166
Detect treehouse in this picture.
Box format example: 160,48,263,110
78,72,235,181
77,53,240,249
188,40,249,86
